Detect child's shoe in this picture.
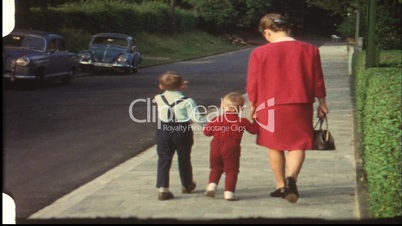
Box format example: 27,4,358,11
158,191,174,201
182,181,196,194
224,191,239,201
205,183,217,198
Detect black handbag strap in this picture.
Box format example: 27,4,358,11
314,115,329,130
314,115,331,141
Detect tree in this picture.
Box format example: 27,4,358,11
15,0,31,29
169,0,176,36
180,0,342,38
308,0,401,50
182,0,273,33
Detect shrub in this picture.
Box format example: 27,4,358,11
363,68,402,218
352,49,402,218
29,0,197,35
352,51,368,138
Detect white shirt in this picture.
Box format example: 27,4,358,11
154,91,206,125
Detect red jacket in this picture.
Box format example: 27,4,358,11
247,40,326,106
203,113,259,141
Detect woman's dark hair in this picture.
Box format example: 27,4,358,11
259,13,290,34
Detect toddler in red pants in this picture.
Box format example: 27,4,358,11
203,92,259,200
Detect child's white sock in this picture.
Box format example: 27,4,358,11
159,187,169,192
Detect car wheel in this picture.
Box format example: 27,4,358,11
3,79,12,89
124,61,137,75
131,60,139,74
34,69,45,88
123,67,133,74
61,69,74,85
78,65,86,72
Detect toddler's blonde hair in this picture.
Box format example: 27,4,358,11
222,92,244,112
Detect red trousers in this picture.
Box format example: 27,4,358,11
208,138,241,192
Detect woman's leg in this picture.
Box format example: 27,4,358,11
286,150,305,181
268,149,286,189
284,150,305,203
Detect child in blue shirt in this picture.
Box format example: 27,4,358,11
154,71,206,201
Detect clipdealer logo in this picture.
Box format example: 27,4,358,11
128,98,218,129
254,97,275,133
127,97,275,133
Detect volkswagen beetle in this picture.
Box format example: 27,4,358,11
78,33,142,74
3,29,79,87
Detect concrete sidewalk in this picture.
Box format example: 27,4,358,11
27,43,370,223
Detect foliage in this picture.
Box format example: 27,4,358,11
352,50,402,217
29,0,198,34
182,0,342,37
59,28,92,53
379,50,402,68
182,0,273,33
336,12,356,38
307,0,367,15
363,67,402,218
17,0,353,40
308,0,401,50
351,51,367,137
133,30,248,67
375,1,402,50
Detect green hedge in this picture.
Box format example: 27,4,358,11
352,50,402,218
29,0,198,35
352,52,369,139
363,68,402,218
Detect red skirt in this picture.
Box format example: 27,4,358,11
256,103,314,150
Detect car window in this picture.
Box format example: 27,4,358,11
4,35,45,51
3,35,23,47
92,37,128,47
22,36,45,51
48,39,57,52
57,39,67,51
112,39,128,47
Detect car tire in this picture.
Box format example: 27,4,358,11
79,65,93,73
123,67,133,74
61,69,74,85
132,58,139,74
34,69,45,88
124,61,137,75
78,65,85,72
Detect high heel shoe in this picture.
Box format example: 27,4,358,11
284,177,299,203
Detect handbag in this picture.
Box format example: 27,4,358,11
313,116,335,150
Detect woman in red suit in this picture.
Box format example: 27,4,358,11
246,13,329,203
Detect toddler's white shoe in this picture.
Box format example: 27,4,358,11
205,183,217,198
224,191,239,201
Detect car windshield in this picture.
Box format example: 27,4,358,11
91,37,128,47
3,34,45,51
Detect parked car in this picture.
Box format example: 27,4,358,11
78,33,142,74
3,29,79,87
